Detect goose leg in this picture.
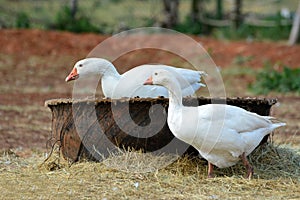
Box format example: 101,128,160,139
207,162,214,178
239,152,253,179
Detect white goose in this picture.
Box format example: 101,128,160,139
144,69,286,178
65,58,207,98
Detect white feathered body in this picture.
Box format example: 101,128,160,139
108,64,205,98
168,103,285,168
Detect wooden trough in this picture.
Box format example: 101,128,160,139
45,97,277,162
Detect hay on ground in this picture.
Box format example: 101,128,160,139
0,144,299,199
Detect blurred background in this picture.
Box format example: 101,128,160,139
0,0,299,42
0,0,299,152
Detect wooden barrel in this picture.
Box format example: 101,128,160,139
45,97,277,162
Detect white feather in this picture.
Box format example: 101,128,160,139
66,58,206,98
149,69,286,169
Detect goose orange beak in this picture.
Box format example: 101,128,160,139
65,68,79,82
143,76,153,85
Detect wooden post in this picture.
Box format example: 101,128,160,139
288,0,300,45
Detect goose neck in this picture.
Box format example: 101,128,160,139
167,81,183,110
100,62,121,97
103,63,121,79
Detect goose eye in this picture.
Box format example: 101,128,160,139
78,64,83,67
154,72,158,76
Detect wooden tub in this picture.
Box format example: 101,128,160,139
45,97,277,162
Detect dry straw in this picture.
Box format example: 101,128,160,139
0,143,299,199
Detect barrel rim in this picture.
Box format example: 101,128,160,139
45,97,278,107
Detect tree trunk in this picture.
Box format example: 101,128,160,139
216,0,223,20
288,0,300,45
233,0,242,29
70,0,78,20
191,0,204,22
162,0,179,28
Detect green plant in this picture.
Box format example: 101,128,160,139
53,6,98,33
233,55,254,65
249,64,300,94
213,12,291,41
174,15,203,35
15,12,30,28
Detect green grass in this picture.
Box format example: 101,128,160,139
249,64,300,94
0,0,165,32
220,63,300,96
219,65,256,97
212,18,292,41
0,0,299,37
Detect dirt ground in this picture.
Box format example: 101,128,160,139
0,29,299,153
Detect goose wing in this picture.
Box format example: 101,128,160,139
115,64,206,98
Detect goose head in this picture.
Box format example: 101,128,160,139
65,58,115,82
144,69,174,88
